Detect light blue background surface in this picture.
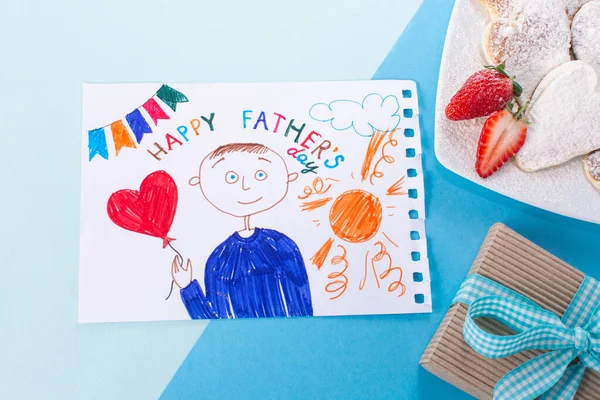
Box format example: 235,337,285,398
3,0,600,399
0,1,422,399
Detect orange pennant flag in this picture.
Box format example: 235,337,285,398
111,120,137,156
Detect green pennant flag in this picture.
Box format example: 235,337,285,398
156,85,189,112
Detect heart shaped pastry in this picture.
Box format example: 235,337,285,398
515,61,600,171
482,0,571,101
479,0,531,19
478,0,585,19
568,0,595,17
572,1,600,76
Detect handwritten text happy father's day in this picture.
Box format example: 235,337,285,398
145,110,345,174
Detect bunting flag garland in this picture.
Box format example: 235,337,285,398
88,128,109,161
87,85,188,161
142,98,170,125
111,120,137,156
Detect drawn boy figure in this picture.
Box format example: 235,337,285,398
172,143,313,319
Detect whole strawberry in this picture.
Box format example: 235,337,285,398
445,64,523,121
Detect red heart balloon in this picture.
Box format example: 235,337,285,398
107,170,178,248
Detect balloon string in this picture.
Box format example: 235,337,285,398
168,242,183,264
165,242,183,301
165,279,176,301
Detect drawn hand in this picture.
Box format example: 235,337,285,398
171,256,193,289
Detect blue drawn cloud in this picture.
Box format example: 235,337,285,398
309,93,401,137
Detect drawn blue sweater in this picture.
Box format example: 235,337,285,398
180,228,313,319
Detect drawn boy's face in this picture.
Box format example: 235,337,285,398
191,147,298,218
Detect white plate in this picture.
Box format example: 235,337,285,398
434,0,600,224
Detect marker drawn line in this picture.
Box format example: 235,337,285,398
310,238,335,270
300,197,333,212
165,242,184,300
369,129,399,185
87,86,172,131
382,232,399,248
373,241,406,297
326,245,349,300
386,176,408,196
297,177,337,200
361,131,387,182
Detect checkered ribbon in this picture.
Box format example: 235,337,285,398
453,274,600,400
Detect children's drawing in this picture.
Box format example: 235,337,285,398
176,143,312,319
87,85,188,161
107,170,178,249
309,93,401,137
300,129,410,300
79,81,430,323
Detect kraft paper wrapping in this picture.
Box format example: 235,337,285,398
420,223,600,399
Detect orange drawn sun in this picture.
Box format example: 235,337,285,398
329,189,382,243
298,129,409,300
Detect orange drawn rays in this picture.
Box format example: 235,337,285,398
310,238,335,270
386,176,408,196
300,197,332,212
369,130,399,185
382,232,399,248
360,131,387,182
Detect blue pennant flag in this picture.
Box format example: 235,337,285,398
126,109,153,144
88,128,109,161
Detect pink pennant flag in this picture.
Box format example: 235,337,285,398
142,98,170,126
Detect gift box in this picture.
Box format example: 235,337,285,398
420,223,600,399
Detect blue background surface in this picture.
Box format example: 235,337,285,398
162,1,600,399
3,0,600,398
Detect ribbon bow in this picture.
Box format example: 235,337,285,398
454,274,600,400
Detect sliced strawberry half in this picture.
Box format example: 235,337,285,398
476,103,528,178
